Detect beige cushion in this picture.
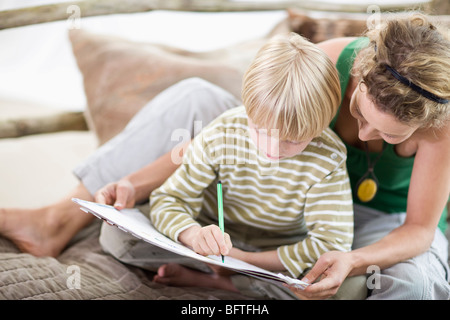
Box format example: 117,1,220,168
287,8,450,44
69,29,253,145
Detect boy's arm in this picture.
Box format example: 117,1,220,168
149,134,218,242
229,247,286,271
278,162,354,278
218,162,354,277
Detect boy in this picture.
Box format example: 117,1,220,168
148,33,354,299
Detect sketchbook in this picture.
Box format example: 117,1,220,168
72,198,309,290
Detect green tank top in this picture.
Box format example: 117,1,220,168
330,37,447,232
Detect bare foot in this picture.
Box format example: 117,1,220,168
153,263,239,292
0,184,94,257
0,207,61,257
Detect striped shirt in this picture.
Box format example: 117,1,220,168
150,106,354,278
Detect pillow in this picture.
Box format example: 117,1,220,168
69,29,261,145
286,8,450,44
286,8,369,43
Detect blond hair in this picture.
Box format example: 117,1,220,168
242,32,341,141
353,12,450,129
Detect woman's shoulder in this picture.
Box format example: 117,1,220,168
408,121,450,159
316,37,359,65
420,121,450,146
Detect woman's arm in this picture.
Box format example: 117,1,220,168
293,125,450,299
350,126,450,273
95,141,190,208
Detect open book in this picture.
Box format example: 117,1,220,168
72,198,309,290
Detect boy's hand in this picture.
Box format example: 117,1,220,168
179,225,232,257
95,179,136,210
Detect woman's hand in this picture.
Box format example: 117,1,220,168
287,251,354,300
95,179,136,210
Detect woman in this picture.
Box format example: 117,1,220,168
288,13,450,300
1,12,449,299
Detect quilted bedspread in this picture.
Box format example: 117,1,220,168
0,220,250,300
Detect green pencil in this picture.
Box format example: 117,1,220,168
217,180,225,263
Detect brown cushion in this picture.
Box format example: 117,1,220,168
286,8,368,43
69,29,250,144
287,8,450,44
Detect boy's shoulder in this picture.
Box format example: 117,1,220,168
203,105,247,131
217,105,247,121
308,127,347,166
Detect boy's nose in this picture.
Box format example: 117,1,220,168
268,137,280,155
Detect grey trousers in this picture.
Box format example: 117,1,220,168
352,204,450,300
74,77,450,300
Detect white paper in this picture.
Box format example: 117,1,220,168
72,198,309,289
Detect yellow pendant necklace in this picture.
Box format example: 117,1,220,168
356,141,387,203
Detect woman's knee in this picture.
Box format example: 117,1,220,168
368,254,450,299
174,77,240,119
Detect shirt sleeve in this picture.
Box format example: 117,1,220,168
277,161,354,278
149,131,218,242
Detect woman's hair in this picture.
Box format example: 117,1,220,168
353,12,450,129
242,32,341,141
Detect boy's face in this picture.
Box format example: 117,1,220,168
248,118,312,161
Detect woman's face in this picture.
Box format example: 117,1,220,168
349,83,420,144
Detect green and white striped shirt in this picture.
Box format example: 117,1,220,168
150,106,353,278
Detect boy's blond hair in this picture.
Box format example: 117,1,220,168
242,32,341,141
